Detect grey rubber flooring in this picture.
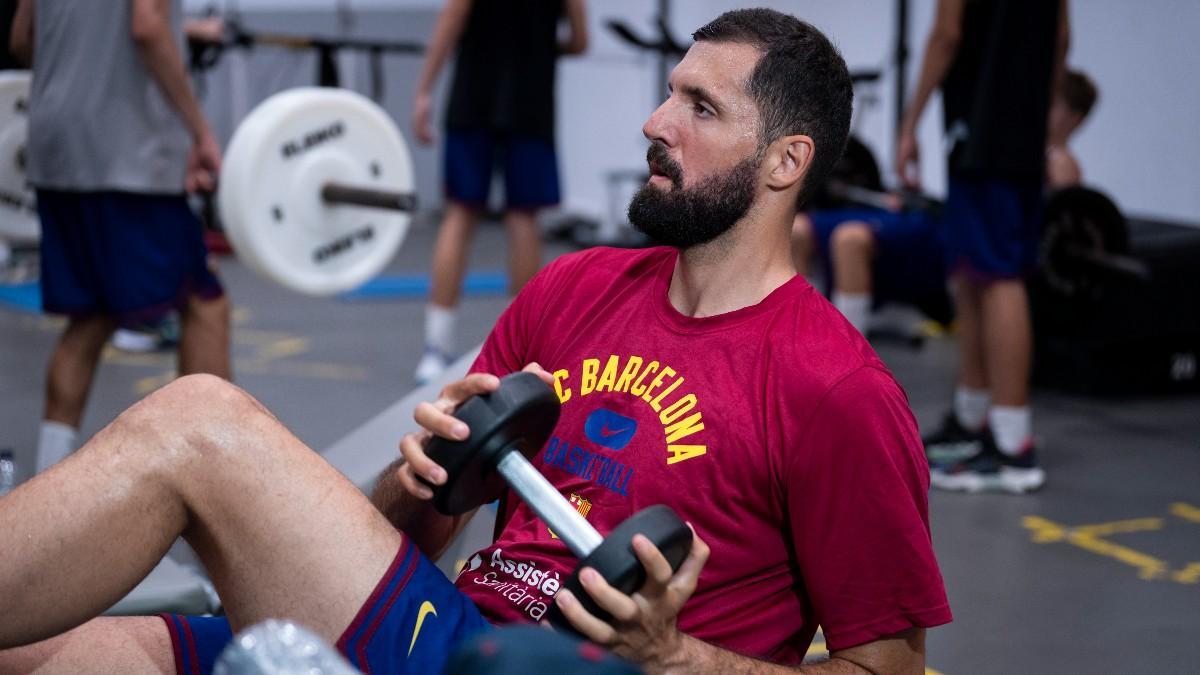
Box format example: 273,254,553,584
1,216,1197,674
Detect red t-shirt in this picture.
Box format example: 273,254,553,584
454,247,951,662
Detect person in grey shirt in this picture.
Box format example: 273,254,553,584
11,0,231,478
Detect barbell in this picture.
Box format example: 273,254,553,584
0,79,415,296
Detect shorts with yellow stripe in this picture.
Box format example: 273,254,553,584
161,537,492,674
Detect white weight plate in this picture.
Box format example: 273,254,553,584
0,71,37,242
219,87,413,296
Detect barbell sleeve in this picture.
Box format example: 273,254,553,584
496,451,605,559
321,182,418,212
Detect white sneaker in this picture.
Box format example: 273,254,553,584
414,348,451,385
112,328,159,353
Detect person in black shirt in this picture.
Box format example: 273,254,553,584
897,0,1068,493
411,0,588,384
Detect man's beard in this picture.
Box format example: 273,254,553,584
627,144,758,250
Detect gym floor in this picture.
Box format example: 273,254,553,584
1,218,1198,674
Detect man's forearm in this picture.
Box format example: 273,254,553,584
900,30,960,134
9,0,33,65
415,0,470,96
134,29,210,139
369,460,472,559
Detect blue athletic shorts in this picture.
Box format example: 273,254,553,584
810,207,954,324
943,175,1044,280
160,538,493,675
443,128,560,210
37,190,224,325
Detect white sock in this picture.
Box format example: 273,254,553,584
953,386,990,431
36,421,78,473
832,291,871,334
989,406,1032,456
424,304,457,355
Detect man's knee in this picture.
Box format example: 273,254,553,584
118,375,267,451
831,221,874,257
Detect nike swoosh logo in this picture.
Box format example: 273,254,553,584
408,601,437,657
600,424,631,438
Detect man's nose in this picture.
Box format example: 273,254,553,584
642,98,674,146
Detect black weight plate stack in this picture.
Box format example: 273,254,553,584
1034,186,1130,304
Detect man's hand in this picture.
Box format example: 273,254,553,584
412,91,435,146
396,362,555,499
186,130,222,193
184,17,225,44
895,129,921,191
553,527,710,672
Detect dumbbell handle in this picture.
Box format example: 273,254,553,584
496,451,604,559
321,182,418,212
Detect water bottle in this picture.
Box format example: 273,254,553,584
0,450,16,497
214,620,361,675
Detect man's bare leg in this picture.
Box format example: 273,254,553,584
830,221,874,294
980,279,1032,407
953,275,988,391
178,291,231,379
0,374,401,650
44,315,116,427
429,202,481,309
503,208,541,295
1,618,173,675
829,221,875,334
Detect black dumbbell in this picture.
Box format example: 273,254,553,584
423,372,694,628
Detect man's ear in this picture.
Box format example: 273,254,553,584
765,135,815,190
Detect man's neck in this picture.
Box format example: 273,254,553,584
667,205,797,318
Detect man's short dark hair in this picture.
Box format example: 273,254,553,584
1060,69,1098,120
693,9,853,208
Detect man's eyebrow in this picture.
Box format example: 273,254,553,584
676,83,724,112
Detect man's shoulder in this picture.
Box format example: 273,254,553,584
766,293,895,403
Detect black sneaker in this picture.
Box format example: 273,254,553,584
923,411,986,467
930,431,1046,494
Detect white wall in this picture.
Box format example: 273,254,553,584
1064,0,1200,222
186,0,1199,225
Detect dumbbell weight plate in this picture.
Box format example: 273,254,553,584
219,87,413,296
424,371,562,516
1038,186,1130,300
0,71,37,243
547,504,694,629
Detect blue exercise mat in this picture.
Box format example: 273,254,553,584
340,272,509,300
0,282,41,313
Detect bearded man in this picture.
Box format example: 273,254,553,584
0,9,949,675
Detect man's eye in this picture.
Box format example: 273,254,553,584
694,104,713,117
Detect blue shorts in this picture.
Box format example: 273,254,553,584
810,207,954,324
943,175,1044,280
37,190,224,325
160,538,492,675
444,128,560,210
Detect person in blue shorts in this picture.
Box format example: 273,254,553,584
11,0,231,480
792,68,1097,341
897,0,1069,493
410,0,589,383
792,206,953,335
